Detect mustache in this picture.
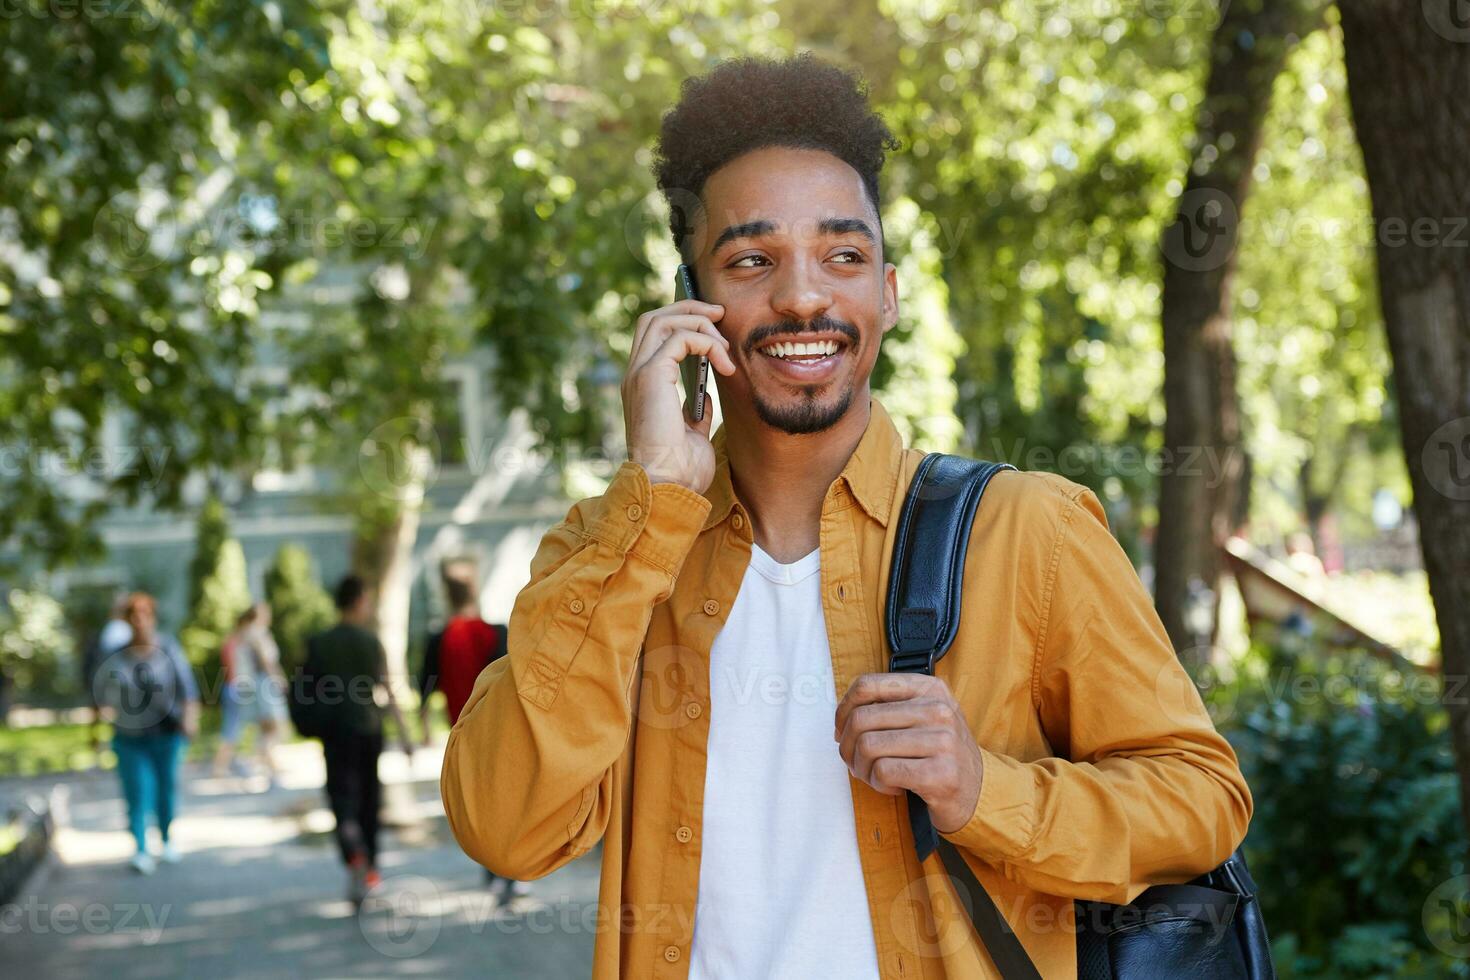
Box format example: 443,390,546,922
744,315,861,353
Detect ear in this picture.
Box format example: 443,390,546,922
880,262,900,335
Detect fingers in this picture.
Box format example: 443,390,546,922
866,755,964,798
630,300,726,371
639,327,737,379
837,699,957,767
843,726,951,781
833,672,944,737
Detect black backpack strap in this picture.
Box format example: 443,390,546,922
886,452,1041,980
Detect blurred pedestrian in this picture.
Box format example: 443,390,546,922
94,592,200,875
304,575,414,904
418,560,533,911
213,604,288,787
84,592,133,757
212,607,255,778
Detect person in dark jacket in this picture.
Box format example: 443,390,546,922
304,574,413,904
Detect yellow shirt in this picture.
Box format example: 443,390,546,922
442,396,1253,979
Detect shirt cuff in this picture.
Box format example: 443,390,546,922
938,746,1039,864
586,461,712,575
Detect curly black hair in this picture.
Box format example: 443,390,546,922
652,53,900,259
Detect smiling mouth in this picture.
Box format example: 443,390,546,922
756,338,850,362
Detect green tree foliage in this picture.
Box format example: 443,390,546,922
262,544,335,675
0,589,76,705
179,497,250,693
1232,17,1401,547
0,0,332,571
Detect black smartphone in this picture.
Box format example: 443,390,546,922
674,263,710,424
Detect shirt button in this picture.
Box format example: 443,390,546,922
685,702,702,719
702,599,719,616
627,503,643,521
732,513,744,530
569,598,585,614
675,825,693,843
663,945,681,962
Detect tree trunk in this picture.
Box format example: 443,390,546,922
1155,0,1327,664
1338,0,1470,858
350,439,433,686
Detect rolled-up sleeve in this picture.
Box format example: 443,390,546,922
441,461,711,879
941,487,1253,904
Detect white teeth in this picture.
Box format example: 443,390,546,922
762,340,841,359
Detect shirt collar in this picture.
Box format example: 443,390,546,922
700,395,906,532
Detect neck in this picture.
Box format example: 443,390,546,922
453,603,479,619
722,393,871,564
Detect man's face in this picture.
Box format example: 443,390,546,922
126,603,156,639
691,146,899,435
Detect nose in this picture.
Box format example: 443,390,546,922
769,255,834,325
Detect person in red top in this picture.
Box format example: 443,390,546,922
418,560,536,911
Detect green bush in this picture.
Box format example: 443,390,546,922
0,589,77,706
1215,635,1468,978
180,495,252,701
263,543,335,676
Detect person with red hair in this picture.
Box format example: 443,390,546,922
94,591,201,874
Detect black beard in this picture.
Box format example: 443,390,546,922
751,379,855,435
744,313,862,434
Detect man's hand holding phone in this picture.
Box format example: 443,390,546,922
623,298,736,495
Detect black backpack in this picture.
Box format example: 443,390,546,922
287,633,332,740
885,452,1274,980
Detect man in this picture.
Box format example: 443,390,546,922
307,574,413,903
443,54,1252,979
418,560,534,910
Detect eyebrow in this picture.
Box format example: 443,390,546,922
710,216,878,254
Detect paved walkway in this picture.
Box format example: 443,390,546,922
0,739,600,978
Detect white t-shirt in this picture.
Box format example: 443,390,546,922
688,542,881,980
